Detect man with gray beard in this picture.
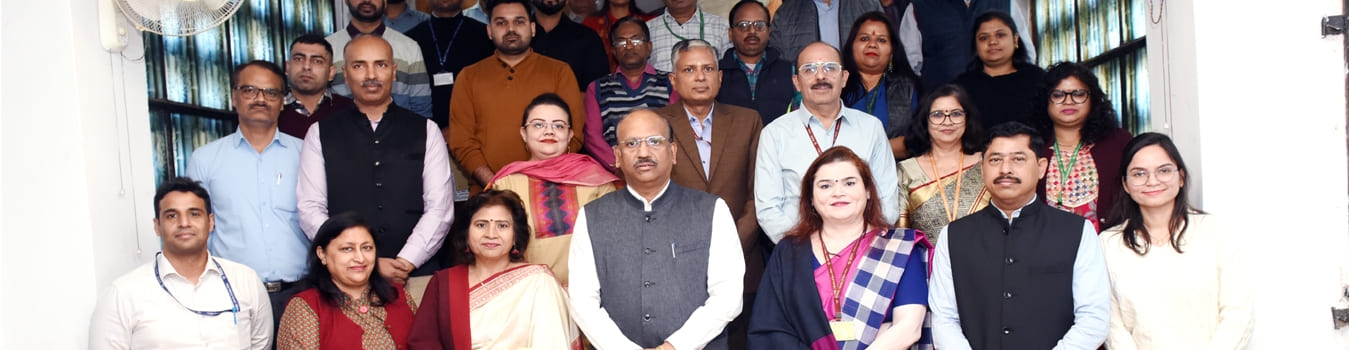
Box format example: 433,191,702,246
297,35,456,286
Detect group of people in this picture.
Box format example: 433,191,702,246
87,0,1253,349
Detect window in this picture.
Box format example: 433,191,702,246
1035,0,1150,134
145,0,337,185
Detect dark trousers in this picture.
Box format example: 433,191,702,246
268,282,306,349
728,293,756,349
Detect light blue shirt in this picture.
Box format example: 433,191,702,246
185,129,308,283
685,105,714,177
464,3,488,24
754,104,900,243
928,196,1111,350
385,7,432,33
814,0,841,49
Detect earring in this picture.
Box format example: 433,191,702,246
887,59,894,73
511,248,520,255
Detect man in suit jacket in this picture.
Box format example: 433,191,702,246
653,38,764,350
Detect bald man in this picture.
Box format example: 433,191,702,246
569,110,745,350
754,42,901,243
297,35,456,283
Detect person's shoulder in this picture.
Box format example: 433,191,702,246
108,260,157,290
381,29,420,46
1099,221,1128,244
715,102,760,121
192,133,237,155
215,257,264,282
842,106,885,128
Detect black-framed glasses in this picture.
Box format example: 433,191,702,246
1050,89,1090,105
527,121,570,131
733,21,769,32
1126,165,1179,186
797,62,842,76
613,38,648,49
928,109,967,124
620,135,669,149
235,85,284,101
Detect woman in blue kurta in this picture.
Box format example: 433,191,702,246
749,146,932,350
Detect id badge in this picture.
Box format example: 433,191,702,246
433,72,455,86
829,320,856,341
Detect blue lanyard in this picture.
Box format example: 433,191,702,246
428,17,465,73
154,253,242,325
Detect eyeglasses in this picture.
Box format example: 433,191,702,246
526,121,570,131
928,109,966,124
620,135,669,149
797,62,843,76
1126,165,1179,186
1050,89,1090,104
613,38,647,49
235,85,284,101
733,21,769,32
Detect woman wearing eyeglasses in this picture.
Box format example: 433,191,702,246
896,84,989,241
1099,133,1252,349
951,10,1045,128
1030,62,1133,229
485,93,620,287
841,12,922,158
277,212,419,350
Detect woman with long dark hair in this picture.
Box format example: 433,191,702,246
277,212,418,349
1030,62,1133,229
750,146,931,349
408,190,581,349
897,84,989,240
840,11,922,158
1100,133,1252,348
951,10,1045,128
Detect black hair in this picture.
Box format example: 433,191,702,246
289,33,335,61
521,93,573,126
964,10,1031,72
841,12,920,102
904,84,985,156
303,212,398,306
984,121,1047,159
608,16,651,46
488,0,534,21
1030,61,1121,145
729,0,771,23
450,190,532,266
153,177,213,216
1106,132,1202,255
597,0,647,22
230,60,285,89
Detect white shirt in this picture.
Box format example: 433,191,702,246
568,181,745,350
89,253,273,350
646,8,731,72
754,105,902,243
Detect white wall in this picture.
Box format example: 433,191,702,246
1150,0,1349,348
1,0,157,348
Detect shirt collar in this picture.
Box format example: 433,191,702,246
157,252,222,280
661,8,704,24
346,22,387,37
624,179,672,211
231,127,289,150
797,101,850,127
284,90,333,107
614,64,660,76
683,104,714,123
992,195,1040,223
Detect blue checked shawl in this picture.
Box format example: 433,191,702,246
840,228,934,350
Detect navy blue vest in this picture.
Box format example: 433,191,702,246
946,200,1082,350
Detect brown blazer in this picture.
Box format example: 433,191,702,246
655,102,767,293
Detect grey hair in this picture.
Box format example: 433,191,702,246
669,39,719,70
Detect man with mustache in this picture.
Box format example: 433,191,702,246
928,121,1109,350
754,42,901,243
768,0,879,60
582,17,677,174
531,0,609,91
645,0,730,72
715,0,794,125
278,34,355,139
297,35,455,287
449,0,586,192
570,110,745,350
90,177,273,349
182,60,304,338
654,38,764,349
326,0,434,118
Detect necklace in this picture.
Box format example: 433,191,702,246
928,152,965,222
1052,141,1083,207
817,227,865,320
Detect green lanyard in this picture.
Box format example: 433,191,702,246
1052,141,1083,207
662,10,705,41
